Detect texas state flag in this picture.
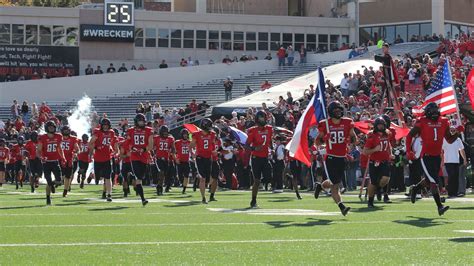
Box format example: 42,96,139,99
286,67,327,166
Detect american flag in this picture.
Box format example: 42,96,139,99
413,61,457,117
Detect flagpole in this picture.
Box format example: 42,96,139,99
317,67,332,150
445,60,464,141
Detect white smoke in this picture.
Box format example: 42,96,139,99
67,95,93,138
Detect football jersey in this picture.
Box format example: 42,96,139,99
246,125,273,158
24,140,38,160
39,133,63,161
364,131,391,162
77,140,91,163
0,146,9,161
415,117,450,156
93,129,117,162
61,136,78,161
192,131,216,159
153,135,175,160
127,126,153,163
11,144,27,162
211,138,221,161
175,139,191,162
119,139,132,163
318,118,354,157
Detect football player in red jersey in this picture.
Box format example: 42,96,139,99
314,101,356,216
406,103,462,216
0,138,9,187
209,128,222,201
37,120,65,205
119,138,133,197
175,129,191,194
60,126,79,197
153,125,175,195
112,129,123,186
11,136,27,190
363,117,392,208
6,143,15,185
25,131,42,193
127,114,153,206
245,111,273,208
190,118,217,204
89,118,117,202
380,114,397,203
77,134,91,189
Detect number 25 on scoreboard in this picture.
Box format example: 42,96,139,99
104,1,134,26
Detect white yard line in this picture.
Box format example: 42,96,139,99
0,237,470,247
453,230,474,234
2,220,474,228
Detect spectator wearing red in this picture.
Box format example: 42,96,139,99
189,99,198,113
39,102,51,116
260,80,272,91
356,90,370,103
277,46,286,67
14,117,25,132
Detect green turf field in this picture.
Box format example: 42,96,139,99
0,184,473,265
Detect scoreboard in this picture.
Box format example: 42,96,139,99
104,1,134,26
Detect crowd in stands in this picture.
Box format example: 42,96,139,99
1,31,473,192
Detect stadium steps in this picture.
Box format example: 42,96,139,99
0,64,322,127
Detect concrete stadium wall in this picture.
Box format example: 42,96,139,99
0,59,277,105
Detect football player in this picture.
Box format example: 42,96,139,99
245,111,273,208
314,101,356,216
406,103,462,216
363,117,392,208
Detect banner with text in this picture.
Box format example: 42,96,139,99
80,24,135,42
0,45,79,80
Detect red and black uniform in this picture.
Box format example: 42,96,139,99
0,146,9,172
317,117,354,184
38,133,64,185
77,140,91,173
410,117,450,184
92,129,117,179
6,146,16,180
153,135,175,176
119,139,133,179
112,136,124,177
61,136,78,178
127,127,153,180
192,130,216,183
25,140,42,177
175,139,191,183
246,125,273,182
11,144,27,174
211,138,221,180
364,131,392,185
